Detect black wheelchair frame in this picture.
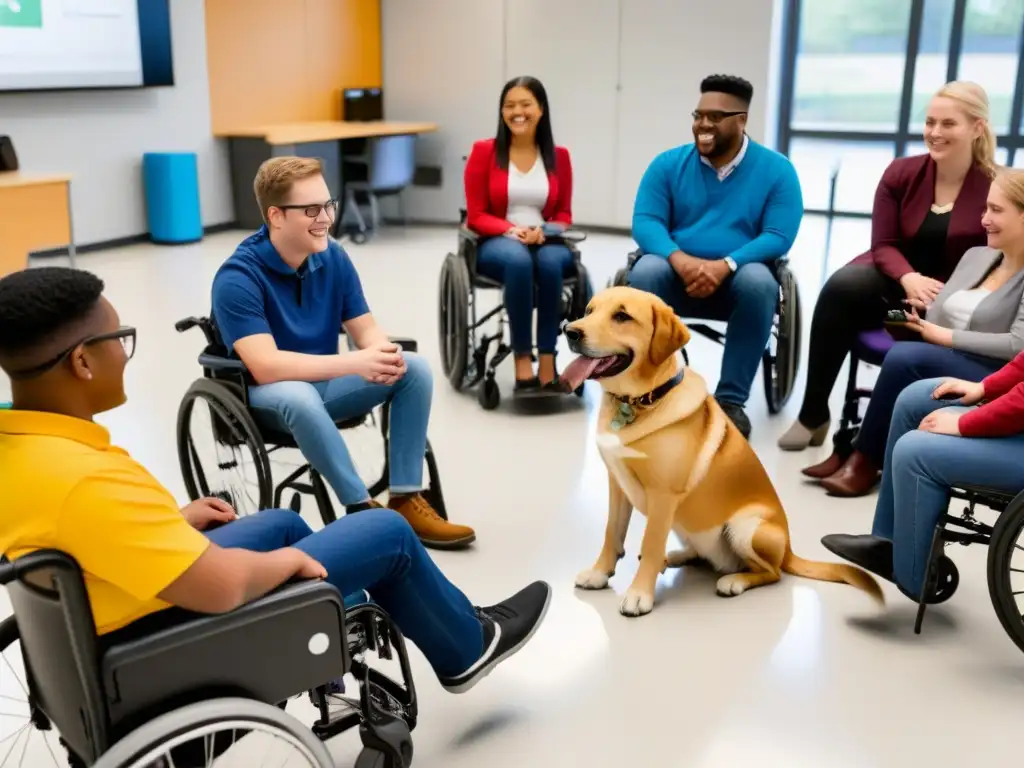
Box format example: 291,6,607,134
0,549,418,767
611,250,802,415
910,484,1024,652
437,211,592,410
174,316,448,526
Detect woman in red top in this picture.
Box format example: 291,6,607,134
821,232,1024,605
780,81,995,451
464,76,575,394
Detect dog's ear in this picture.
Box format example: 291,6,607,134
649,301,689,366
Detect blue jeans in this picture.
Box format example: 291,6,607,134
872,378,1024,599
626,254,777,406
206,508,483,678
248,353,432,506
854,341,1002,464
476,233,575,355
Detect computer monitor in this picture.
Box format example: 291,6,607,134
343,88,383,122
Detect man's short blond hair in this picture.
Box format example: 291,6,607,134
253,156,324,224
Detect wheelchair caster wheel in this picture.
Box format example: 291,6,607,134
929,556,959,604
352,231,368,245
356,747,401,768
479,378,500,410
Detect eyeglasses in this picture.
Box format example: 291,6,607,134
275,199,339,219
691,110,747,124
7,326,137,381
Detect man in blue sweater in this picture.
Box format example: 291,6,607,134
627,74,803,438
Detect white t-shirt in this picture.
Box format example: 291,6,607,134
943,287,991,330
506,158,549,228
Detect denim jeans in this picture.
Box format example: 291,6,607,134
248,353,432,506
626,254,777,407
475,231,575,355
853,342,1002,464
206,507,483,678
872,377,1024,599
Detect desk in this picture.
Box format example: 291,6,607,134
0,173,76,278
215,121,438,231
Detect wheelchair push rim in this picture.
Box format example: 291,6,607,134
764,266,801,415
92,697,334,768
987,492,1024,654
176,378,274,516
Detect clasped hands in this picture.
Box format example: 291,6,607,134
669,252,731,299
352,340,407,385
505,225,547,245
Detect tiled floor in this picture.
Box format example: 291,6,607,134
3,219,1022,767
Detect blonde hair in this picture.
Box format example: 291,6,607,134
253,156,324,223
933,80,997,178
993,167,1024,212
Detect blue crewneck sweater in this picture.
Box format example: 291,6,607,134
631,139,803,266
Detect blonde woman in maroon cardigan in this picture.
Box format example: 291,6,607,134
780,81,996,453
821,347,1024,603
464,76,574,394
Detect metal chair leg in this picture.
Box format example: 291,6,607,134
914,524,945,634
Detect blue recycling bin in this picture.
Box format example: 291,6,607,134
143,152,203,244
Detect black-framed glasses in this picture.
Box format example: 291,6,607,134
275,199,339,219
7,326,137,381
691,110,747,124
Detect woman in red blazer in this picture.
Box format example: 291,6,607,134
464,76,575,394
780,81,996,454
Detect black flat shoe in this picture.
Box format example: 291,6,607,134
820,533,894,582
513,377,543,397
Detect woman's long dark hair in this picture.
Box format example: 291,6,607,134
494,75,556,172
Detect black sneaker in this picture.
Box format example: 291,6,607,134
821,533,894,581
438,581,551,694
716,398,751,439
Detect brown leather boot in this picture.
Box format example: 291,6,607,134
389,493,476,550
801,449,845,479
819,451,880,497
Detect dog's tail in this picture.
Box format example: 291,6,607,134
782,549,885,604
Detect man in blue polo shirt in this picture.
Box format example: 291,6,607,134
212,156,475,549
626,74,804,439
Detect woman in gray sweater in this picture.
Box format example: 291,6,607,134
811,167,1024,497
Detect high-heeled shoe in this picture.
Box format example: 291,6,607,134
777,420,830,451
819,450,881,497
801,449,845,479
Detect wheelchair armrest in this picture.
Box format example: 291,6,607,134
458,226,480,246
197,353,247,374
389,337,418,353
101,580,349,724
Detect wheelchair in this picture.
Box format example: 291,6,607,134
830,328,894,455
174,316,448,527
0,549,418,767
908,484,1024,654
610,250,802,415
437,211,593,410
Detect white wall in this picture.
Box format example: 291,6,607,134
0,0,232,246
382,0,778,229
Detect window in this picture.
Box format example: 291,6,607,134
778,0,1024,218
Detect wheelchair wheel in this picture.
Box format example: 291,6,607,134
438,252,471,390
986,491,1024,653
92,697,334,768
0,615,73,766
177,378,273,516
763,266,802,415
568,262,593,321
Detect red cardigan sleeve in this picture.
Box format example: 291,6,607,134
869,162,916,282
549,147,573,226
957,352,1024,437
464,141,514,237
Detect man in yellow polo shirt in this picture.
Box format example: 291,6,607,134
0,266,550,695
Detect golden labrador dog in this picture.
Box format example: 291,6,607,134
560,286,883,617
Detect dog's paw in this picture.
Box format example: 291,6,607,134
715,573,749,597
574,568,611,590
619,588,654,617
665,549,699,568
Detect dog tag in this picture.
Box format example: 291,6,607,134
611,401,636,431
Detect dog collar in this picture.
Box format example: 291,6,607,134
614,369,685,409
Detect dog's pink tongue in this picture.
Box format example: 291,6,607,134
560,356,602,392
